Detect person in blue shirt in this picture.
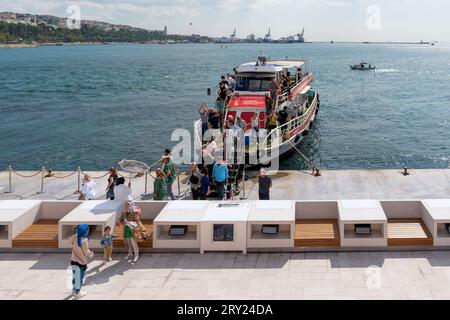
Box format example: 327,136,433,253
199,167,212,200
212,159,228,200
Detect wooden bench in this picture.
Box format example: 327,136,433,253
388,218,433,246
295,219,340,247
113,220,154,248
12,220,59,248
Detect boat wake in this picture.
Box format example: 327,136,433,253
375,68,400,73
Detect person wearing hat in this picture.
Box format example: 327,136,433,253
70,224,93,299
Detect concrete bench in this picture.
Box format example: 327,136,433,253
338,200,388,247
12,201,82,249
0,200,41,248
201,202,251,254
247,201,295,249
153,201,208,251
59,200,124,249
422,199,450,246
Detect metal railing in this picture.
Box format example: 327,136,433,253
261,92,318,151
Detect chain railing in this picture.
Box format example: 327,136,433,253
1,164,185,200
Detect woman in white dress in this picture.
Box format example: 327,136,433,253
81,174,97,200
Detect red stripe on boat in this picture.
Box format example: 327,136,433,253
229,94,266,109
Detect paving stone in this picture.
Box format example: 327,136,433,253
1,251,450,300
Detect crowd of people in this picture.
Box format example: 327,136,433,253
68,73,296,300
199,73,309,151
70,198,149,299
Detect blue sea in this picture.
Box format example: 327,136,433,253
1,43,449,171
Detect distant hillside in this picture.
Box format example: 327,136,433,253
0,12,211,44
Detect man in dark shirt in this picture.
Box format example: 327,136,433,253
278,106,289,125
265,95,273,115
219,75,229,88
208,111,221,129
258,168,272,200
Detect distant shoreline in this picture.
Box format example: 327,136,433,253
0,43,39,48
0,40,442,49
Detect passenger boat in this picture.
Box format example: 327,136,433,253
350,61,376,71
195,55,320,168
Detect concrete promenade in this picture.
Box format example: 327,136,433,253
2,168,450,300
1,169,449,201
2,251,450,300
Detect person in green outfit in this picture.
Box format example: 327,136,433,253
117,201,140,263
162,156,176,200
153,168,168,200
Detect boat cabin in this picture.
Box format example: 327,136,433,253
226,57,312,131
234,57,307,93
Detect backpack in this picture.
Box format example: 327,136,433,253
190,173,200,185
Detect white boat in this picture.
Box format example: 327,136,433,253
195,55,320,168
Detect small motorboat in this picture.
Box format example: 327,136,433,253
350,61,376,71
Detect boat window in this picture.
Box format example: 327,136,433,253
235,76,274,92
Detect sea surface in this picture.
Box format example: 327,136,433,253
1,43,450,171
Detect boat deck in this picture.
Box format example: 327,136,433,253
113,220,154,248
387,219,433,246
295,219,340,247
12,220,58,248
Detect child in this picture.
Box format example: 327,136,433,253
100,226,117,262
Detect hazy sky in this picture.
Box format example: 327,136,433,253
0,0,447,42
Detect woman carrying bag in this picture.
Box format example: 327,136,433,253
117,200,148,263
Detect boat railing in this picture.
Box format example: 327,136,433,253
260,92,318,150
276,73,312,107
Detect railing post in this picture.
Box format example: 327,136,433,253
37,166,45,194
5,165,13,194
240,166,247,200
144,171,148,195
74,167,81,194
177,171,181,197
